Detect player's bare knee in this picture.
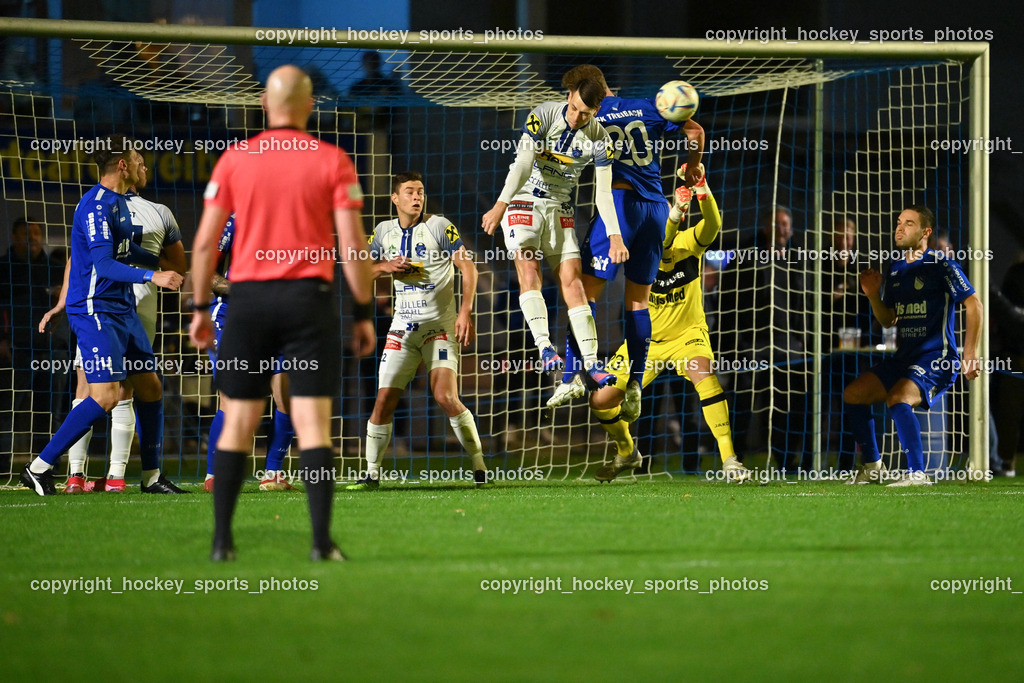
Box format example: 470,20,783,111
90,385,119,411
435,392,464,416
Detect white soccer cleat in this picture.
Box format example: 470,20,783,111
546,373,586,409
619,379,642,423
847,459,885,485
722,456,751,483
594,445,643,482
886,470,933,487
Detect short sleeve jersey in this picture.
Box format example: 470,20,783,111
369,214,465,326
203,128,363,282
881,248,975,362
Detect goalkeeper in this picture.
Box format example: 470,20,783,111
589,168,750,483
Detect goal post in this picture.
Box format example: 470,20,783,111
0,17,990,483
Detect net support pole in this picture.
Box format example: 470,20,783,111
811,62,825,471
968,46,990,474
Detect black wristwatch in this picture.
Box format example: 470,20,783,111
188,298,212,312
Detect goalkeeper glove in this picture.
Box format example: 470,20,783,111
676,162,708,198
669,185,693,224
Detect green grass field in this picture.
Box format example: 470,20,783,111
4,475,1023,680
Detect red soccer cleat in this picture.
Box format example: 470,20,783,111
203,477,215,493
63,475,86,494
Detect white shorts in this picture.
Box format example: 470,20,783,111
378,321,460,389
501,197,580,268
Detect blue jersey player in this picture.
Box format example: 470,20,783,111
549,65,706,422
21,139,185,496
843,205,983,486
202,215,298,493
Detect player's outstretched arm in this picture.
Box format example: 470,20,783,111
482,133,536,235
682,119,705,186
859,269,896,327
452,245,478,346
692,175,721,247
961,293,984,380
39,258,71,334
335,207,376,358
594,164,628,263
160,241,187,276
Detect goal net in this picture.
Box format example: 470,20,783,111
0,23,988,485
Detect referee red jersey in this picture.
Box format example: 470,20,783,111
203,128,364,282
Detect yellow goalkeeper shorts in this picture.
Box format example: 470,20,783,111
607,324,715,389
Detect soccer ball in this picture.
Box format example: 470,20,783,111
655,80,699,123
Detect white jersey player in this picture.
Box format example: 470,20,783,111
127,190,184,342
482,65,627,393
348,172,490,490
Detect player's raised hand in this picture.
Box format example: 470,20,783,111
152,270,184,290
669,185,693,224
379,255,413,274
678,162,705,189
608,234,630,264
482,201,507,236
859,268,883,298
456,310,475,347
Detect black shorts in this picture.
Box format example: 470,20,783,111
215,278,341,399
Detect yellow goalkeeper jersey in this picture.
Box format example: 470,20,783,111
648,196,720,340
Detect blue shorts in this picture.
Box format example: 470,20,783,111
870,350,958,410
581,189,667,286
69,311,155,383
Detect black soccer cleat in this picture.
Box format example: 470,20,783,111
311,543,347,562
474,470,494,489
141,474,188,494
21,466,57,496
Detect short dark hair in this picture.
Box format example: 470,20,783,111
93,136,136,174
906,204,936,231
12,216,39,234
763,204,791,227
561,64,608,94
392,171,423,194
570,78,606,109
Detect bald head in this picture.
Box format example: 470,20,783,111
262,65,314,129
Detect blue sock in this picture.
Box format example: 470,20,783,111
890,402,925,472
266,409,295,471
625,308,652,386
135,399,164,472
847,403,881,464
38,397,108,466
207,409,224,476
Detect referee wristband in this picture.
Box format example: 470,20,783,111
189,298,211,312
352,300,374,321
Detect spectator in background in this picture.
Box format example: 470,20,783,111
0,217,69,461
719,205,811,472
349,51,403,221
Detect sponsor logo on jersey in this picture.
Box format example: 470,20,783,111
559,216,575,229
591,255,610,272
426,333,449,343
525,112,542,136
445,224,460,243
509,213,532,226
509,200,534,211
537,149,573,165
385,333,403,351
416,242,427,258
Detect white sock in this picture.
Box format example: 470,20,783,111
142,469,160,487
365,421,392,478
29,457,51,474
205,473,214,481
108,399,134,480
519,290,552,351
568,305,599,367
449,409,486,471
67,398,92,474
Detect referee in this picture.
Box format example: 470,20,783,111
190,65,375,562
